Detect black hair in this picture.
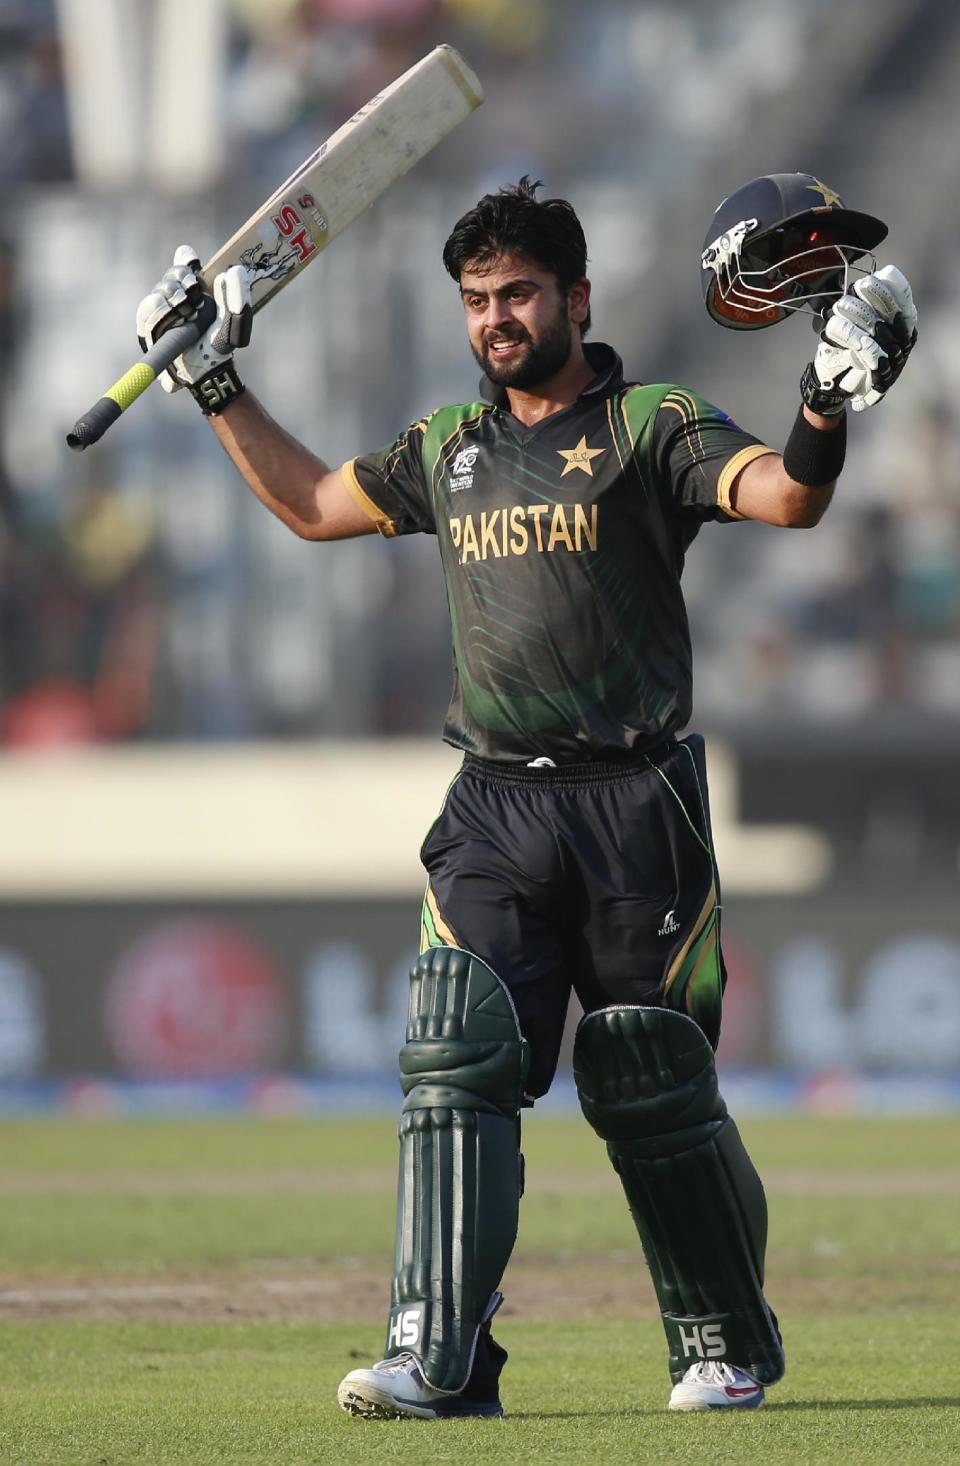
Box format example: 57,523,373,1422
443,176,591,334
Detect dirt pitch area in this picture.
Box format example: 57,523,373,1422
1,1162,956,1326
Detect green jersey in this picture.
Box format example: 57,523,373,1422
342,344,773,762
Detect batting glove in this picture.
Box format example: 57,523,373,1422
136,245,253,411
801,264,917,415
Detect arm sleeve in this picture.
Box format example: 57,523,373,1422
340,417,435,538
653,387,777,523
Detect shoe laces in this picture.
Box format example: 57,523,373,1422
374,1353,420,1378
686,1361,756,1386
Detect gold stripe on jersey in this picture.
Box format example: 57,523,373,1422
615,389,651,488
716,444,778,517
659,391,775,520
620,389,654,489
429,409,492,490
658,395,698,493
670,389,708,465
380,419,428,476
340,458,399,537
659,389,708,480
606,395,629,475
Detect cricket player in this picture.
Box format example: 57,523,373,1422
138,174,916,1416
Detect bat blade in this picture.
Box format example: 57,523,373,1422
204,44,482,315
66,44,482,451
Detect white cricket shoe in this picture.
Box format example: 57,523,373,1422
337,1352,503,1420
668,1361,765,1411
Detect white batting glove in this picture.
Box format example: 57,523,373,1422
802,265,917,416
136,244,253,394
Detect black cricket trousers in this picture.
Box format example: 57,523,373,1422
419,732,726,1098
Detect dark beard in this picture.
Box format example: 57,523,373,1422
472,313,574,389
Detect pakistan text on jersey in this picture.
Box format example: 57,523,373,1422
449,503,599,564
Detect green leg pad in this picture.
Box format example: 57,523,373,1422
574,1005,785,1386
387,946,529,1393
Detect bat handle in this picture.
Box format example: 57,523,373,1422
66,320,203,450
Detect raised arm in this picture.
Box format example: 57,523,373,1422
728,406,842,528
207,392,376,542
136,246,376,542
729,264,917,529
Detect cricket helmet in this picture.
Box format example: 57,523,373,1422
700,173,888,329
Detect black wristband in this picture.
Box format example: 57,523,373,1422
782,406,847,487
188,361,246,416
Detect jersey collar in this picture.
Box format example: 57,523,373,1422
479,342,626,406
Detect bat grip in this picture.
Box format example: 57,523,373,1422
66,320,203,450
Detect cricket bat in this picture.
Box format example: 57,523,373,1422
66,44,483,451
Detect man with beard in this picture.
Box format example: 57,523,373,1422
138,177,915,1417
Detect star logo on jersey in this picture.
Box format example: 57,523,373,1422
806,178,842,208
558,436,604,478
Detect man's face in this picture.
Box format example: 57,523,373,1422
459,252,588,389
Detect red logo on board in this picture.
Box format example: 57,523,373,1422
104,920,288,1076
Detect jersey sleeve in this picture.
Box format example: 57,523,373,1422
340,417,435,538
653,387,777,522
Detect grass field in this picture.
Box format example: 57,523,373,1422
0,1113,957,1463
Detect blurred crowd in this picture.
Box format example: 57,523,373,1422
686,391,960,726
1,0,959,744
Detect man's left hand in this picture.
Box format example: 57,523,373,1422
802,265,918,416
136,245,253,394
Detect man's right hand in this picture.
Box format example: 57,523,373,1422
136,245,253,405
801,265,917,416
